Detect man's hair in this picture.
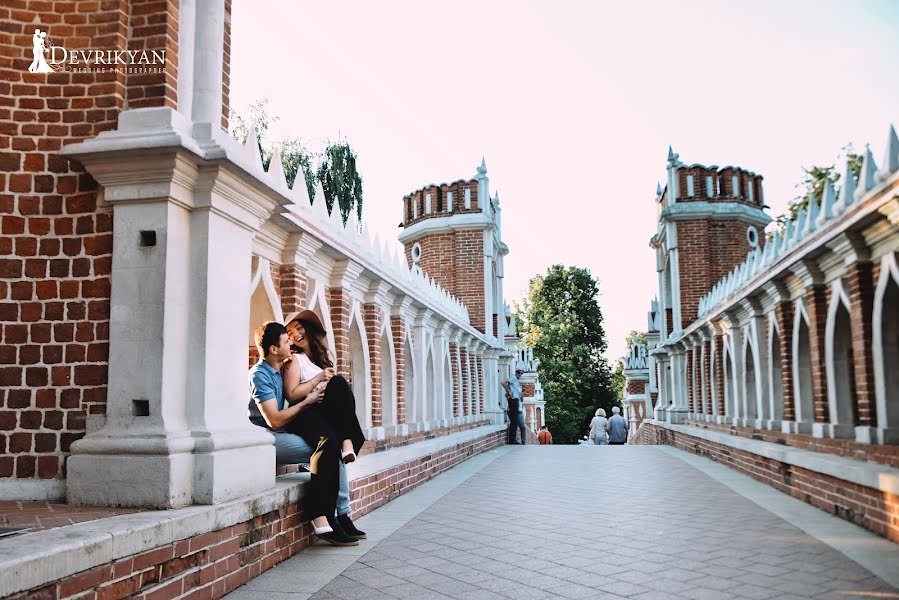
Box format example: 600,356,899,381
612,406,620,414
540,425,547,430
255,321,287,357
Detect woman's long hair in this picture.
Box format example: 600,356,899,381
300,319,333,368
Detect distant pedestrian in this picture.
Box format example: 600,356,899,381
589,408,609,446
608,406,628,445
502,368,527,444
537,425,552,445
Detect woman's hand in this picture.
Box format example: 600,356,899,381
322,367,336,381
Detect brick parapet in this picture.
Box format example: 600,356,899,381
390,315,406,424
636,421,899,543
6,428,505,600
847,262,875,427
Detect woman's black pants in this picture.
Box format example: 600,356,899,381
283,375,366,519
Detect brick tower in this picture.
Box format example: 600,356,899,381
398,159,508,339
652,148,772,337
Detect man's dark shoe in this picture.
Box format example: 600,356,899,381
337,514,367,539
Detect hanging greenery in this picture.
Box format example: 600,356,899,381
229,99,364,227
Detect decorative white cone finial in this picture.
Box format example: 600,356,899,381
656,182,662,196
855,145,878,199
817,179,835,227
805,192,818,234
478,157,487,175
837,159,857,213
878,124,899,181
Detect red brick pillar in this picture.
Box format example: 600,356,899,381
460,347,470,416
805,286,829,422
279,265,307,315
847,263,875,427
703,340,712,415
449,342,460,417
328,288,351,374
391,315,406,425
713,335,725,416
775,302,795,422
476,354,485,415
364,304,382,427
686,350,694,413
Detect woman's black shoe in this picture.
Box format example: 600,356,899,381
337,514,367,539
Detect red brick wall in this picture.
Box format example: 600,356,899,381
475,355,484,414
277,264,306,315
404,229,486,332
638,422,899,543
10,428,505,600
221,0,232,130
626,379,646,395
0,0,235,485
677,219,763,327
805,286,829,423
327,287,349,373
459,347,470,416
402,179,478,226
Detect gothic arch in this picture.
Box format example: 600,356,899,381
742,324,761,423
403,326,417,426
873,252,899,442
825,280,856,433
379,319,397,429
305,279,337,358
723,336,735,418
792,301,814,427
249,257,283,346
347,303,372,428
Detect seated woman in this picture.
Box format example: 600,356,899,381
248,321,360,547
281,311,367,535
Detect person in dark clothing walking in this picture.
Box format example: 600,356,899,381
502,368,527,444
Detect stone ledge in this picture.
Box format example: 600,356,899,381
0,424,503,598
647,419,899,495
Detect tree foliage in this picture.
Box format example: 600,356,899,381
317,141,363,227
516,265,617,444
772,144,863,232
229,98,363,226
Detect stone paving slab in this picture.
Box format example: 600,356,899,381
227,446,899,600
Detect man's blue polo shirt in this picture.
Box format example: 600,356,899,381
248,359,284,431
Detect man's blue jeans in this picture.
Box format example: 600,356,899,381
273,431,351,516
508,409,527,444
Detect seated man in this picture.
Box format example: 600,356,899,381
248,321,364,546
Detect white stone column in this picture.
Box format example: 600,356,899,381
483,347,503,426
61,151,277,508
433,321,450,428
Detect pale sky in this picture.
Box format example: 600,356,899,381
230,0,899,363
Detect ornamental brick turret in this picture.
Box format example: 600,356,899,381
399,159,509,338
651,148,771,336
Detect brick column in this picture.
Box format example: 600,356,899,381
278,265,307,315
847,262,876,427
805,286,829,422
774,302,795,422
703,340,712,415
713,335,725,416
364,304,382,427
460,347,470,416
328,288,351,374
476,354,485,415
449,342,460,417
391,315,406,425
686,350,694,413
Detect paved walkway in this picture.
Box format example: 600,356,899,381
226,445,899,600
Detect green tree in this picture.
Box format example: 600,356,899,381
516,265,616,444
317,141,363,227
625,330,646,347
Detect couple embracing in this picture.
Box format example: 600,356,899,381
249,310,366,546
